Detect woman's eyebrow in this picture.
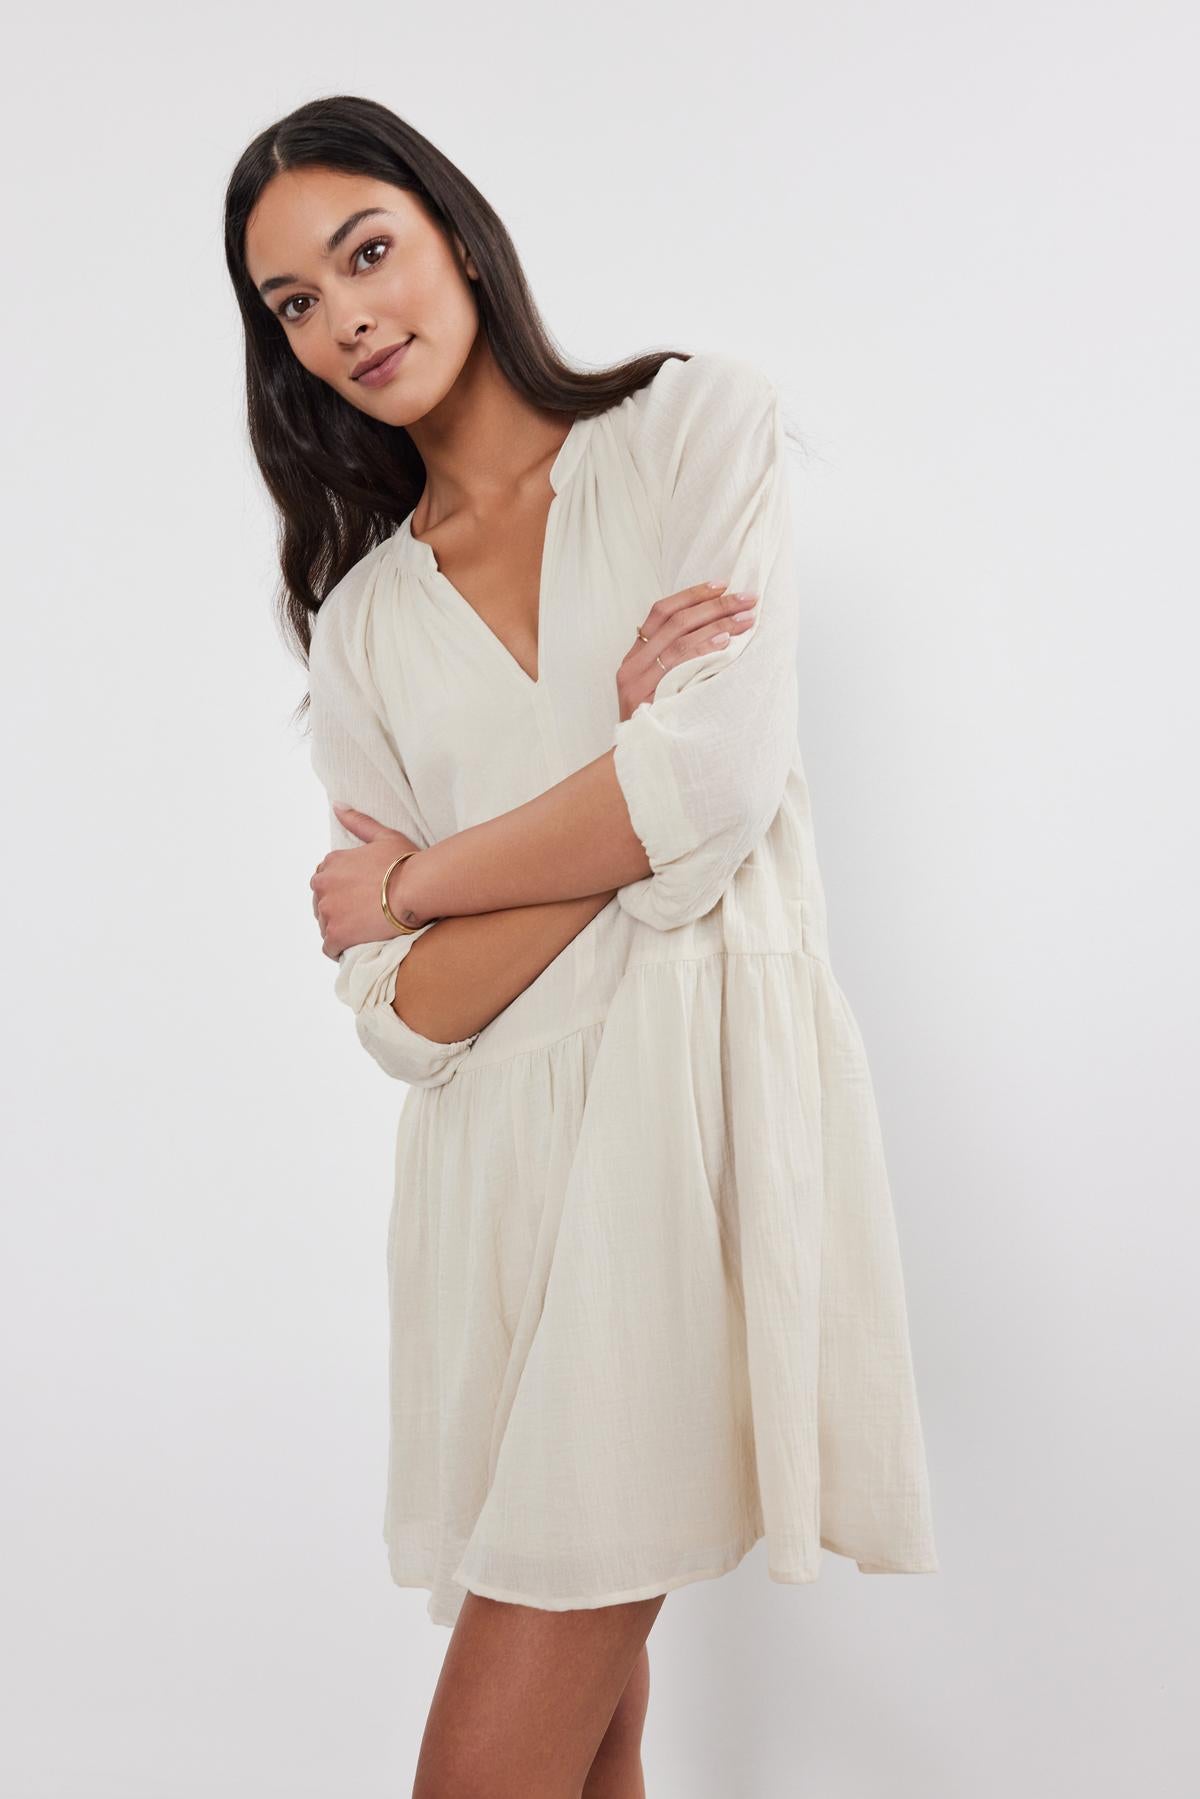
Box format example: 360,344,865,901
256,208,397,297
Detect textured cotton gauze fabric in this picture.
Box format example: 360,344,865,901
306,351,940,1629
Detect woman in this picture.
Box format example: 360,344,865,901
229,94,938,1796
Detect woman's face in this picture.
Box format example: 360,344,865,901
243,166,480,425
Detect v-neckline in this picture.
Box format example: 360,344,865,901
398,413,591,694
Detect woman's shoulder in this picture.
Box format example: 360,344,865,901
637,347,778,409
308,536,394,675
618,345,780,453
617,349,779,471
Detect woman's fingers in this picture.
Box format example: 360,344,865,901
638,585,759,673
616,583,759,719
308,828,421,955
669,592,759,658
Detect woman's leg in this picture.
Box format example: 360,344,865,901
412,1591,665,1799
581,1645,652,1799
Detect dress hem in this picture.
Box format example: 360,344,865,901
387,1530,940,1628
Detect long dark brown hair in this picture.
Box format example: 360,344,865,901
224,94,695,711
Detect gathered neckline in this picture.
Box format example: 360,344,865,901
393,409,595,560
389,411,597,692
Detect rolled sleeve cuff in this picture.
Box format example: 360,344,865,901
611,698,714,930
333,930,479,1088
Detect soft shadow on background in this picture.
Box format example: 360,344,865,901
2,3,1195,1795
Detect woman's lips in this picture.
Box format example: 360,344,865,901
355,337,414,388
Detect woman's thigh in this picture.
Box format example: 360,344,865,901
412,1590,666,1799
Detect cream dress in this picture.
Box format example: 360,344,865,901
306,350,940,1629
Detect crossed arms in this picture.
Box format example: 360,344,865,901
368,744,653,1045
314,353,801,1086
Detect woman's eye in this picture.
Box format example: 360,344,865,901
275,238,391,324
353,236,390,272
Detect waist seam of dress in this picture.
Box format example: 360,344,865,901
448,942,834,1081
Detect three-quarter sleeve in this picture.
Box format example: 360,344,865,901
610,352,801,930
307,582,480,1089
330,891,479,1089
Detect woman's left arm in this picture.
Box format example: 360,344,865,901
397,354,799,931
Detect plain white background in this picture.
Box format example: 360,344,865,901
2,2,1195,1793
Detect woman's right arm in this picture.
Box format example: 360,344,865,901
308,596,616,1084
389,889,614,1045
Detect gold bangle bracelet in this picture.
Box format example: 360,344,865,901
381,850,425,934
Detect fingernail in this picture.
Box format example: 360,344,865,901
733,609,757,622
712,630,731,645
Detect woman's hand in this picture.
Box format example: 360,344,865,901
615,581,759,721
310,807,429,960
